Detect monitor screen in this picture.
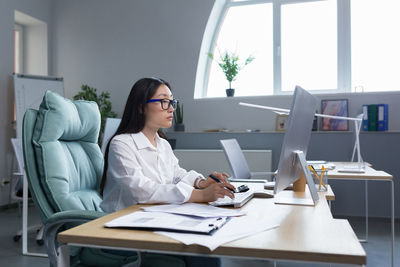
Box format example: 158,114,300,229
274,86,317,195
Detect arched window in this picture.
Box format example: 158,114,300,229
194,0,400,98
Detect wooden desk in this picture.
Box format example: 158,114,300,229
327,162,394,267
58,191,365,266
328,162,392,180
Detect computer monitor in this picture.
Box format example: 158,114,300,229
274,86,319,205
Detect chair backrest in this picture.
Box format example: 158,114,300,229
11,138,24,174
101,118,121,155
220,139,251,179
23,91,103,222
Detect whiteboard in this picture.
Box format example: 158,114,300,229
13,74,64,138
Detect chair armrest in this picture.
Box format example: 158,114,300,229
44,210,107,266
45,210,106,225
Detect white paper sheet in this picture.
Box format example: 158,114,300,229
155,213,283,251
141,203,246,218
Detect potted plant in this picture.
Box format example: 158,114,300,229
173,102,184,131
208,50,254,97
73,84,117,144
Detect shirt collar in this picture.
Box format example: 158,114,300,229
131,131,163,151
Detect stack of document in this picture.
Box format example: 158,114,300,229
105,203,283,251
105,203,245,235
105,211,230,235
141,203,246,217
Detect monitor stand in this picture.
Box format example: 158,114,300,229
274,151,320,206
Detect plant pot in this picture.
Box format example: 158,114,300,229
226,88,235,97
174,123,185,132
167,138,176,150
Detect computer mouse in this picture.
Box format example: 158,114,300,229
253,191,274,198
236,184,249,193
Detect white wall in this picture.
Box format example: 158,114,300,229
0,0,52,182
52,0,214,105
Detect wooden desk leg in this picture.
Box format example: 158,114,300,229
390,180,394,267
293,173,306,192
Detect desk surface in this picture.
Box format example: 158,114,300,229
58,191,365,265
328,162,392,180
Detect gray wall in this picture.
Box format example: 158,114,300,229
0,0,52,180
52,0,214,101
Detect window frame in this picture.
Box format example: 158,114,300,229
14,23,24,74
195,0,353,98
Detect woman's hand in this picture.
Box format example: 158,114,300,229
189,182,235,203
202,182,234,202
198,171,235,190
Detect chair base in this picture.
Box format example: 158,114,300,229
14,224,44,245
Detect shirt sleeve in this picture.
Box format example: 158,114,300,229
171,152,205,190
107,139,193,204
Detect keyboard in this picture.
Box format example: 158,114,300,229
310,162,336,170
209,190,254,208
337,162,366,173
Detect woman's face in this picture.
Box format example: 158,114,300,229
145,84,175,129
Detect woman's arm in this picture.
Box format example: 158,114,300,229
108,139,193,203
196,172,235,190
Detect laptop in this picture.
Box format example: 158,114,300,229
209,188,274,208
209,190,255,208
220,139,274,188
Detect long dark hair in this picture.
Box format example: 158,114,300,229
100,77,170,195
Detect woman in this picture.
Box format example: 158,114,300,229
100,77,234,266
100,77,235,210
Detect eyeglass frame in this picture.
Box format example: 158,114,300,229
146,98,179,110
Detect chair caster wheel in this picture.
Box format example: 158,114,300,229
36,239,44,246
14,235,21,242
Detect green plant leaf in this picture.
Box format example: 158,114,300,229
73,84,117,144
208,49,255,89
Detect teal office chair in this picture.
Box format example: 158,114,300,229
22,91,184,267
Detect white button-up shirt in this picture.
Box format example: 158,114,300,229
100,132,204,213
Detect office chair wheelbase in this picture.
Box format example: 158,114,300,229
13,224,44,245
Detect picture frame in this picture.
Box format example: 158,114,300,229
275,114,289,132
320,99,349,131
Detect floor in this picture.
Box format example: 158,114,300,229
0,205,398,267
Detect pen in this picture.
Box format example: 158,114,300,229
209,217,229,230
321,165,328,190
308,165,322,190
209,174,236,193
308,165,318,177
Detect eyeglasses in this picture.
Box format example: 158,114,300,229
146,98,178,110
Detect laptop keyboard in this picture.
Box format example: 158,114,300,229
209,190,254,207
